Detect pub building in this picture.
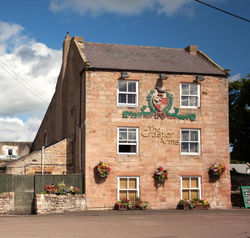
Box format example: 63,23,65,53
30,34,231,209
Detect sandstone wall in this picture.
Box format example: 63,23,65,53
84,71,231,209
5,139,73,175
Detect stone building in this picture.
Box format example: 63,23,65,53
29,34,231,209
0,142,32,172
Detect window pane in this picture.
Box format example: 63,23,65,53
190,84,197,95
181,84,189,95
128,130,136,140
182,190,189,200
128,82,136,92
191,178,198,188
182,178,189,188
119,131,127,141
119,81,127,92
120,179,127,189
128,94,136,104
119,145,136,153
181,96,188,106
189,96,198,106
119,94,126,103
128,191,136,200
190,143,198,153
181,143,189,153
190,131,198,141
181,131,189,141
129,178,136,189
191,190,199,199
119,191,127,200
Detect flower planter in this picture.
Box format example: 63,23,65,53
177,199,210,210
191,206,209,210
114,203,127,211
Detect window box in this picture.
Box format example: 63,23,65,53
177,198,210,210
114,202,128,211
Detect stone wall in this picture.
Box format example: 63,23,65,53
35,194,86,214
0,142,32,159
0,192,14,214
5,138,73,175
84,71,231,209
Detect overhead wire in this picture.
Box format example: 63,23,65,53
0,58,51,103
0,56,53,100
194,0,250,23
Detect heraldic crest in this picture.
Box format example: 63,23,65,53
122,87,196,121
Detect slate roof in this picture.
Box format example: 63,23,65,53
231,164,250,174
82,42,226,76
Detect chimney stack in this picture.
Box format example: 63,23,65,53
185,45,198,55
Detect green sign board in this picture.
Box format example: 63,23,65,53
122,88,196,121
241,186,250,209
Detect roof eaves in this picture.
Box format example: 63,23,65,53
197,50,227,76
86,67,226,77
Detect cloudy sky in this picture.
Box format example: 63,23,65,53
0,0,249,141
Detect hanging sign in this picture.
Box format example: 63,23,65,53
122,87,196,121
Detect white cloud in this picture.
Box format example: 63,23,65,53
49,0,223,16
0,21,61,141
229,73,241,82
0,117,41,141
49,0,191,16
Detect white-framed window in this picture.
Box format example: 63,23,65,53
117,80,138,107
117,177,140,200
180,176,201,200
4,148,16,156
180,83,200,108
117,127,138,154
180,129,200,155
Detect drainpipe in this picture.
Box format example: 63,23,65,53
79,71,83,174
41,146,45,175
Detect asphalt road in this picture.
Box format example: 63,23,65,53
0,209,249,238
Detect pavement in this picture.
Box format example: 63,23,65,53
0,208,249,238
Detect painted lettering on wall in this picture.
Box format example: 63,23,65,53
141,125,179,145
122,88,196,121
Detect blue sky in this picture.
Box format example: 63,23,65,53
0,0,249,141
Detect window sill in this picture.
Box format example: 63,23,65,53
117,105,138,109
180,106,200,109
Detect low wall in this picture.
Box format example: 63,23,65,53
0,192,14,214
35,194,86,214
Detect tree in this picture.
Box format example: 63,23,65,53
229,74,250,163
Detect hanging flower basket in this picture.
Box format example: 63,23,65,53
95,161,111,178
154,166,168,184
208,163,226,179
